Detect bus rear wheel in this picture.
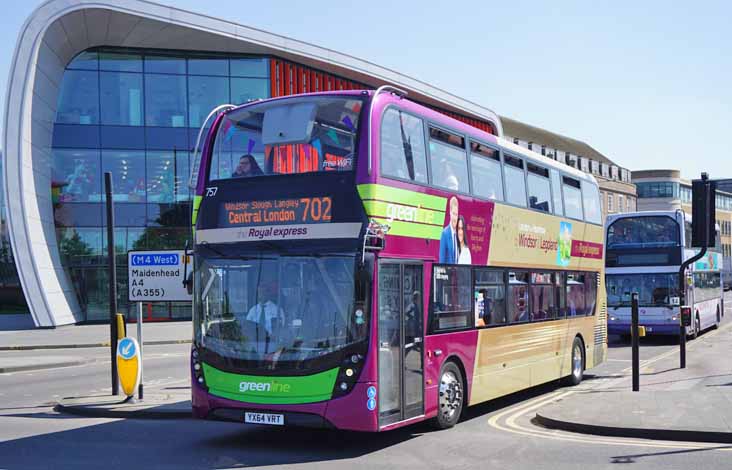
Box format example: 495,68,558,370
714,308,721,329
432,361,464,430
564,337,585,386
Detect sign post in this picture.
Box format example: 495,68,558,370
137,301,144,400
127,249,192,400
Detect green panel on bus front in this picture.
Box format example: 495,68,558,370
202,363,340,404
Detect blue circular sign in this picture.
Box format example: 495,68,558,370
367,398,376,411
367,386,376,399
118,338,136,360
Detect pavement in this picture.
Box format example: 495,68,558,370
535,322,732,444
0,320,192,373
54,391,192,420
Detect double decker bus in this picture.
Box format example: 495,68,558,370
606,211,723,338
189,88,607,431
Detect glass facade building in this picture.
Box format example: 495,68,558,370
52,48,270,321
0,152,29,313
636,181,732,210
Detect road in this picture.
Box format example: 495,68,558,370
1,293,730,469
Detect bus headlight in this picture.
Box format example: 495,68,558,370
331,347,366,398
609,316,616,321
192,346,207,389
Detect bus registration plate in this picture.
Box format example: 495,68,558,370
245,412,284,426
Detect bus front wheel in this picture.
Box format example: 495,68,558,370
565,337,585,386
432,361,464,430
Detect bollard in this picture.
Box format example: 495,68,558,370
631,292,640,392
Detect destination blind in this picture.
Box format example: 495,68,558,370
220,197,332,227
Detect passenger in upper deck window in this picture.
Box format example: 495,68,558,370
232,154,263,178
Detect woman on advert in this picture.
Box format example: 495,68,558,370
457,215,472,265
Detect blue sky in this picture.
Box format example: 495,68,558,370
1,0,729,178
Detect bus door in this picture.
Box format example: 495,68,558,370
377,262,424,427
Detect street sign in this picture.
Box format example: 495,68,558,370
116,337,141,397
128,250,192,302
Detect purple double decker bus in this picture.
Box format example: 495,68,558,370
189,88,606,431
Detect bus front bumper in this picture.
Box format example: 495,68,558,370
608,322,680,336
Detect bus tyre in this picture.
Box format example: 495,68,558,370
433,361,464,430
565,337,584,386
714,308,721,329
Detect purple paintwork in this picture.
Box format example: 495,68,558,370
191,365,379,431
193,90,502,431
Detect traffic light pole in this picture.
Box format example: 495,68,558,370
105,172,119,395
679,172,713,369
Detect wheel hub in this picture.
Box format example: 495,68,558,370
572,344,583,378
439,371,462,420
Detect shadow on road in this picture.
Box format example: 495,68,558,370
0,378,580,469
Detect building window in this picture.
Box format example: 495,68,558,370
101,150,146,202
618,195,624,213
145,74,187,127
52,149,102,202
607,193,614,212
188,75,229,127
100,71,143,126
231,77,270,104
55,70,100,124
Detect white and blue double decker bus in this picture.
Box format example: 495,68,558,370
605,211,723,338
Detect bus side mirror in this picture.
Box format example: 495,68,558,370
184,272,193,296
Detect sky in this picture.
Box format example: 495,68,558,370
0,0,730,179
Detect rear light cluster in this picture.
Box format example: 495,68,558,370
331,353,363,398
192,347,207,389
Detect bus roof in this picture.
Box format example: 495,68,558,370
221,89,598,187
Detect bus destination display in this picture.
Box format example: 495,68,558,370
221,197,332,227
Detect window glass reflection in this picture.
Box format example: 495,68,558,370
230,78,270,105
173,151,190,202
145,74,187,127
52,149,101,202
230,58,269,77
189,75,229,127
101,150,146,202
145,55,186,74
56,70,99,124
67,51,98,70
57,227,103,259
188,57,228,76
100,72,143,126
146,151,176,203
99,52,142,73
